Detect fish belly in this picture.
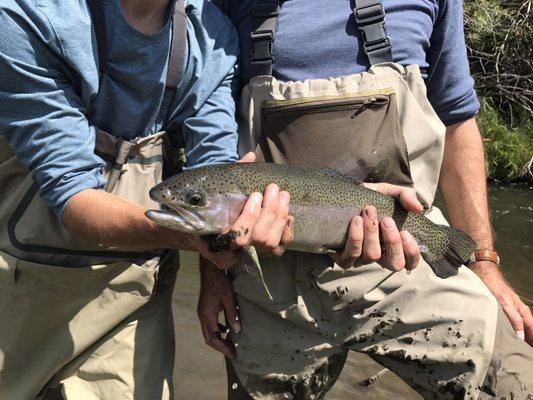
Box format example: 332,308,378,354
288,203,363,253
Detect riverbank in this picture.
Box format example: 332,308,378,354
463,0,532,183
478,98,533,183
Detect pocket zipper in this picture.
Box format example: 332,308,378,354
262,87,394,109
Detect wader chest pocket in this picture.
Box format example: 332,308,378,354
259,91,413,186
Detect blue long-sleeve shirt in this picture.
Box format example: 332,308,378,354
213,0,479,126
0,0,239,218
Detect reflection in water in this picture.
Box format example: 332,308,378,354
487,185,532,304
173,185,532,399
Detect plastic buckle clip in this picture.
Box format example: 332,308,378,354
251,32,274,62
353,4,389,51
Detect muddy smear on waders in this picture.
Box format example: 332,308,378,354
172,185,532,399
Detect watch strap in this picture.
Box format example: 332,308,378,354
468,249,500,266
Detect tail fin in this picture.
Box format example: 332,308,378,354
421,225,477,279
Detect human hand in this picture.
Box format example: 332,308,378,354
471,263,533,346
196,153,293,270
197,257,241,358
334,183,424,272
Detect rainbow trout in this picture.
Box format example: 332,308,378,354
146,163,476,279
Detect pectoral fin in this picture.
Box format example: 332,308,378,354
235,246,273,301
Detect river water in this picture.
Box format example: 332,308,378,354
172,185,532,399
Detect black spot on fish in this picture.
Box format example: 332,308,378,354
399,337,414,345
368,310,386,318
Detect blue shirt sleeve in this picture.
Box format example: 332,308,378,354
0,4,105,218
426,0,480,125
182,61,240,167
169,0,240,168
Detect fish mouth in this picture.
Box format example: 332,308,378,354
147,187,207,233
171,205,206,231
146,205,206,233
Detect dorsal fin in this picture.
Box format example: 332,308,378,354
320,168,362,185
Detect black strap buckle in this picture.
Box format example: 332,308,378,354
353,3,388,48
250,0,279,76
364,37,391,53
252,31,274,42
251,33,274,62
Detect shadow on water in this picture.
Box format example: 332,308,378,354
172,185,533,399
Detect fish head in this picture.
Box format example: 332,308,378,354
145,165,247,236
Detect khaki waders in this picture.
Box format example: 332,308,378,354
0,1,188,399
226,1,533,399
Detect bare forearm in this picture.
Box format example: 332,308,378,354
439,118,493,251
62,189,196,251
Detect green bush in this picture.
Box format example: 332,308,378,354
464,0,532,181
476,98,533,182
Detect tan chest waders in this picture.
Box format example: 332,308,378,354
0,1,187,399
227,1,532,399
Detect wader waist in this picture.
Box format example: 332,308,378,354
0,130,172,267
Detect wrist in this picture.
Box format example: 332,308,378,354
466,248,500,274
470,248,499,265
472,236,494,251
200,256,225,276
468,260,501,280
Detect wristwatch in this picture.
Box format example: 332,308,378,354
467,249,500,266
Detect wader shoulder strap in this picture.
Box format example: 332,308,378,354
250,0,279,77
353,0,393,65
86,0,187,90
166,0,187,91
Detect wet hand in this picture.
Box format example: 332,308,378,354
196,153,293,270
335,184,423,271
473,264,533,346
229,183,292,253
197,257,241,358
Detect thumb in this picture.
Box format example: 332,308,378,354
238,152,256,163
223,294,242,333
397,188,424,213
517,302,533,344
364,183,423,213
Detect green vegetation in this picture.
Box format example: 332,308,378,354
477,98,532,182
464,0,532,182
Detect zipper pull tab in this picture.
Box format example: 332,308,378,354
351,96,389,118
351,99,374,119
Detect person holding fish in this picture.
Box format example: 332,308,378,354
0,0,316,398
182,0,533,398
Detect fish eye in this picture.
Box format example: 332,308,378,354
185,190,205,206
